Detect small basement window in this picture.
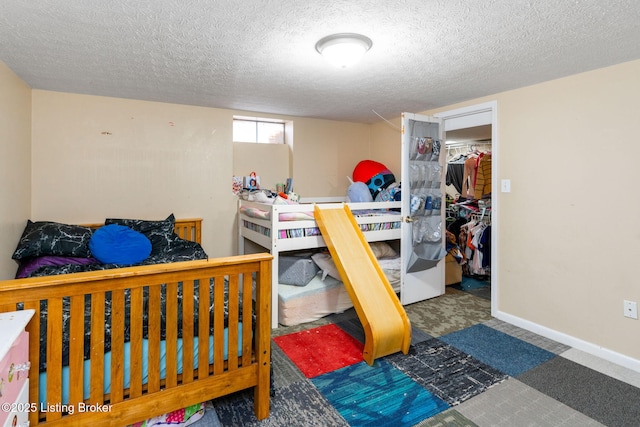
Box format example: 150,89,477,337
233,116,285,144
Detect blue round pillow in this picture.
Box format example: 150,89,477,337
89,224,152,265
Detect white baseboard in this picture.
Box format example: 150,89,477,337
495,310,640,374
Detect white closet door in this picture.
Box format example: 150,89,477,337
400,113,446,305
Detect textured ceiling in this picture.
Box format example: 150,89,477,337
1,0,639,123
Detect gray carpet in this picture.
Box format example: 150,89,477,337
404,288,492,337
213,380,348,426
413,409,478,427
483,318,571,355
270,342,307,389
517,356,640,427
455,378,606,427
192,401,223,426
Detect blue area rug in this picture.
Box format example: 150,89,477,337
440,324,556,376
312,360,449,427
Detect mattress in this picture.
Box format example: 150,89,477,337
39,326,243,405
277,256,401,327
278,275,353,326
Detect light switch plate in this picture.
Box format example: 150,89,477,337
624,300,638,319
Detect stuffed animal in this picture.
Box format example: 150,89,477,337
347,181,374,202
352,160,396,199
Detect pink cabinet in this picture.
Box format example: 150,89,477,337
2,381,29,427
0,310,34,427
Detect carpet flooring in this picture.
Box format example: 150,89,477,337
386,338,506,406
439,324,556,377
312,360,449,426
203,286,640,426
517,357,640,427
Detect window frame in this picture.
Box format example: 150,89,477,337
233,116,285,144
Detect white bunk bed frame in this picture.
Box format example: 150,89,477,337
238,197,402,328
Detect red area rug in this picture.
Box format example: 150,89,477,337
273,324,364,378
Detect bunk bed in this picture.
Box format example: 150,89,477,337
238,197,402,328
0,217,272,426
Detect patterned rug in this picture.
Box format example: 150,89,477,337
312,360,449,426
207,288,635,426
216,321,509,426
385,338,508,406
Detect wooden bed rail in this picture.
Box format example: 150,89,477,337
81,218,203,244
0,253,272,427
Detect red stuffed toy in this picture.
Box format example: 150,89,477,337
352,160,396,199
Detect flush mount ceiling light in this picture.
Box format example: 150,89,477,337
315,33,372,68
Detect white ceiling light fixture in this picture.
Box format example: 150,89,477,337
315,33,373,68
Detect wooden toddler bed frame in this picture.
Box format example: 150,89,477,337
0,218,272,426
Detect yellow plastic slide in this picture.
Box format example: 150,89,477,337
314,204,411,365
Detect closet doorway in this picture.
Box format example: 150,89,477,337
444,125,492,297
435,102,498,316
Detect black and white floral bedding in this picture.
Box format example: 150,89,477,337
13,214,208,278
25,234,208,277
10,215,251,371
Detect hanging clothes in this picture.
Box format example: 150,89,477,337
479,225,491,268
454,216,491,276
469,222,487,275
446,162,465,195
473,153,492,200
460,155,478,200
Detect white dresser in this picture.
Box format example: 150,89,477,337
0,310,34,427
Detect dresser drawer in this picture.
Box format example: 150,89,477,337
2,379,29,427
0,332,30,427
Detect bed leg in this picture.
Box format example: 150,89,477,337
254,347,271,420
254,256,272,420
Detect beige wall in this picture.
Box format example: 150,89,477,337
27,91,372,262
424,59,640,363
233,142,291,192
31,90,237,259
292,118,372,197
0,62,31,280
371,118,402,177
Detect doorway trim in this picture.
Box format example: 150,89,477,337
434,101,498,316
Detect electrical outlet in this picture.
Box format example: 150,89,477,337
624,300,638,319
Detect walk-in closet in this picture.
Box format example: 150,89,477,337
444,126,492,298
